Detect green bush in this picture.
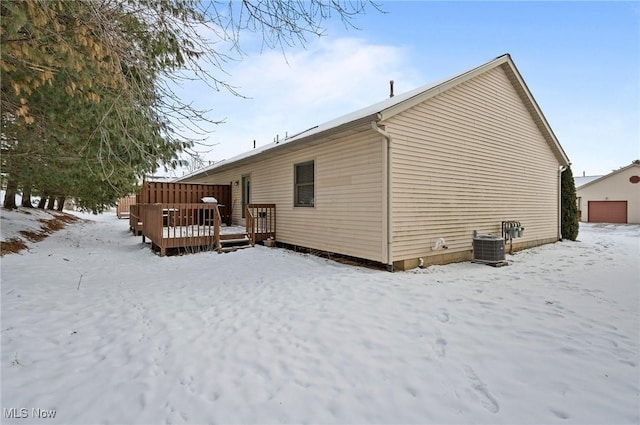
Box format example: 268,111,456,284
561,166,579,241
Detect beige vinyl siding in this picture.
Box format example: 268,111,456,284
185,131,386,262
388,65,560,262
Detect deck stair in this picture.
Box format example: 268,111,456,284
219,233,251,253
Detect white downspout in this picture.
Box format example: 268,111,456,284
371,120,393,271
558,165,567,240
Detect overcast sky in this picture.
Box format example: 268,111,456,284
169,1,639,178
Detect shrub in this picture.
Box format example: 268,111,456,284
561,166,579,240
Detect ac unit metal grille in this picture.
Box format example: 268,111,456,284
473,236,505,264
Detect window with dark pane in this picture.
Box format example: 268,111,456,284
294,161,315,207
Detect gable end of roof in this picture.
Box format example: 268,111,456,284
500,58,570,166
378,54,570,166
577,163,640,190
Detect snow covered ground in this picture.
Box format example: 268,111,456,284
1,209,639,424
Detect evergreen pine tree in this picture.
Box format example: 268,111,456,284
561,166,580,240
1,0,376,212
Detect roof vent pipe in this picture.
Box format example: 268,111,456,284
389,80,394,98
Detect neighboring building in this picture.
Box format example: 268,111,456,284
576,163,640,224
574,173,603,189
178,54,570,270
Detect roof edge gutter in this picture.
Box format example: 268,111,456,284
371,118,393,271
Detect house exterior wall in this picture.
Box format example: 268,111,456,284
577,165,640,223
386,65,561,268
184,130,387,262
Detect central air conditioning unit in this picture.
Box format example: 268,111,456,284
472,234,507,267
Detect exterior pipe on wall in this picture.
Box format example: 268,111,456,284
371,120,393,271
432,237,448,250
558,165,568,240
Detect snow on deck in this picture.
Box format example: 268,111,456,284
1,209,638,424
161,224,245,238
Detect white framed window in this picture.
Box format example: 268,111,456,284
294,161,314,207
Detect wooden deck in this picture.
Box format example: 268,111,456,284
138,203,276,256
142,203,222,256
129,181,232,236
125,180,276,255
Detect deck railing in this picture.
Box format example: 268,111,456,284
129,204,142,235
141,203,222,256
246,208,256,247
213,203,222,252
141,204,164,247
246,204,276,246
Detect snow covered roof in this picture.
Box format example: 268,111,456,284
574,175,603,189
177,53,568,181
145,175,175,183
